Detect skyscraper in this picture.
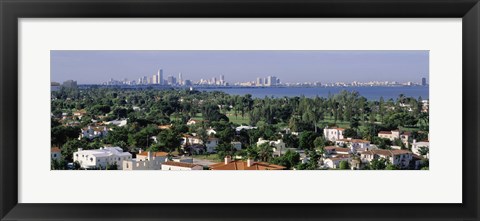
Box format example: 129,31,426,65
256,77,263,86
421,77,427,86
178,73,183,85
157,69,163,85
167,76,177,85
267,76,277,86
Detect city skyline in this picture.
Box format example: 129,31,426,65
51,50,429,84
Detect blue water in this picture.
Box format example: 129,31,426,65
199,86,429,100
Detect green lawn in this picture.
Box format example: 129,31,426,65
191,154,221,162
226,110,250,125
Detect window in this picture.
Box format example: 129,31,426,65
53,154,57,157
90,158,93,162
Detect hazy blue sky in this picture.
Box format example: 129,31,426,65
51,50,429,84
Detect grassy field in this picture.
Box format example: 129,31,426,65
191,154,221,162
226,110,250,125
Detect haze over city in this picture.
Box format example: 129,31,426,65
51,50,429,84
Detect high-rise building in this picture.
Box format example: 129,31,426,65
152,74,158,84
167,76,177,85
256,77,263,86
62,80,78,89
178,73,183,85
267,76,277,86
157,69,164,85
220,75,225,85
421,77,427,86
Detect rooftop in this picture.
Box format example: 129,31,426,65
163,161,200,168
209,160,285,170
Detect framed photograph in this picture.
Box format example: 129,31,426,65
1,0,479,220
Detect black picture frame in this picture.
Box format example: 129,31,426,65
1,0,479,220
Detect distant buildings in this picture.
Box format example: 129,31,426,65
421,77,427,86
62,80,77,89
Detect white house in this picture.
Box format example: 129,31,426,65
51,147,62,161
73,146,132,170
323,155,351,169
323,146,351,155
334,138,370,152
360,149,413,169
186,119,203,125
181,134,220,153
235,125,257,132
411,139,430,158
181,134,203,146
323,126,345,141
122,150,168,170
161,161,203,170
378,129,411,146
73,109,87,119
80,126,109,140
105,119,127,127
206,128,217,135
257,138,286,150
421,100,429,113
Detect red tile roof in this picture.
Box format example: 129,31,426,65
209,160,285,170
137,151,169,157
162,161,200,168
378,131,392,135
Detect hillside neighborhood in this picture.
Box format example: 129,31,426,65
51,86,429,170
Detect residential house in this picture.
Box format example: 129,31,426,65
411,139,429,158
257,138,286,150
206,128,217,135
323,146,351,156
235,125,257,133
186,119,203,125
73,146,132,169
51,147,62,161
123,150,168,170
421,100,429,113
161,161,203,170
323,154,351,169
334,138,370,153
80,126,109,140
323,126,345,141
378,129,411,147
209,156,285,170
360,149,413,169
73,109,87,119
205,137,219,153
158,124,172,130
105,119,127,127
